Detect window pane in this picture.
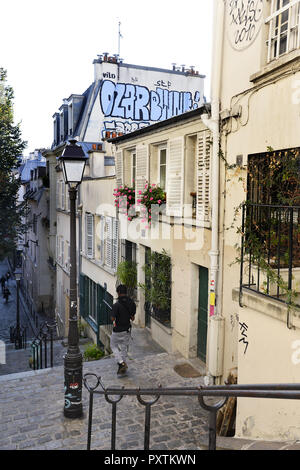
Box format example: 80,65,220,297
160,149,166,165
160,164,166,190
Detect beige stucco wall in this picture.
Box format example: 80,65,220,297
233,289,300,440
218,0,300,383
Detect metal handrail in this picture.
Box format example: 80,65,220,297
30,320,56,370
83,374,300,451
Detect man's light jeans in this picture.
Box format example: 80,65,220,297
110,330,131,364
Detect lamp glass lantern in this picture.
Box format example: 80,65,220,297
59,140,87,187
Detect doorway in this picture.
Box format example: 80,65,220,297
197,266,208,362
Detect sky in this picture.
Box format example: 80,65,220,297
0,0,214,154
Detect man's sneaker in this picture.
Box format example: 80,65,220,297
117,362,128,375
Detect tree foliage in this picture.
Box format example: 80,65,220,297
0,68,27,260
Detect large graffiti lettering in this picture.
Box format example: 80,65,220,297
227,0,263,50
99,80,202,136
102,120,150,138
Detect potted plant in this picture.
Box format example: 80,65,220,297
117,260,137,299
83,343,105,362
137,182,166,226
113,185,136,221
139,249,172,326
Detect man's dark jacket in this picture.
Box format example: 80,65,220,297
112,296,136,333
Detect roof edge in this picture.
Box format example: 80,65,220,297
107,104,211,144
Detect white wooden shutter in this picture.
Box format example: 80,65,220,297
61,239,64,266
61,181,65,210
56,180,60,209
86,213,94,258
115,150,123,187
56,235,60,263
105,216,113,268
135,144,149,202
112,218,119,271
100,216,105,264
166,137,185,217
197,130,211,222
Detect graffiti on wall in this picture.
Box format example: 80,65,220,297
227,0,263,50
99,80,202,138
239,321,249,354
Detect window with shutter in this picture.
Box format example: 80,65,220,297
197,130,211,223
115,150,123,187
85,213,94,258
105,216,113,268
112,218,119,271
135,144,149,203
166,137,184,217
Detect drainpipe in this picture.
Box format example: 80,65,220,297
201,0,225,384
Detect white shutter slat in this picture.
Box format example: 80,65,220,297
115,150,123,187
105,217,113,268
135,145,149,202
166,137,184,217
56,180,60,209
61,181,65,210
86,214,94,258
112,219,119,271
197,131,211,222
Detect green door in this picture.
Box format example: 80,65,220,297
197,266,208,362
144,247,151,327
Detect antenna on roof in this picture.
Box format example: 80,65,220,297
118,21,123,57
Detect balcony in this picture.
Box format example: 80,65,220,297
240,203,300,308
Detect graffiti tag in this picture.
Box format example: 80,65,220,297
239,321,249,354
227,0,263,50
100,80,202,123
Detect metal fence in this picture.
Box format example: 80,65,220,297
83,375,300,450
240,203,300,307
30,321,56,370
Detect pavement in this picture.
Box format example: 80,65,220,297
1,260,300,451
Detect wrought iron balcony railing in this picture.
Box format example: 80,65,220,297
240,203,300,309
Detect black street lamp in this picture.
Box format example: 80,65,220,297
59,139,88,419
10,268,23,349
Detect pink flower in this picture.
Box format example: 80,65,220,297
128,217,131,221
150,197,153,201
128,190,131,193
144,195,147,199
158,199,161,204
152,184,156,187
145,184,148,189
137,199,141,203
138,191,142,195
149,215,152,219
149,189,152,193
128,195,132,200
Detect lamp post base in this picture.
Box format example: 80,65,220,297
64,352,83,419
